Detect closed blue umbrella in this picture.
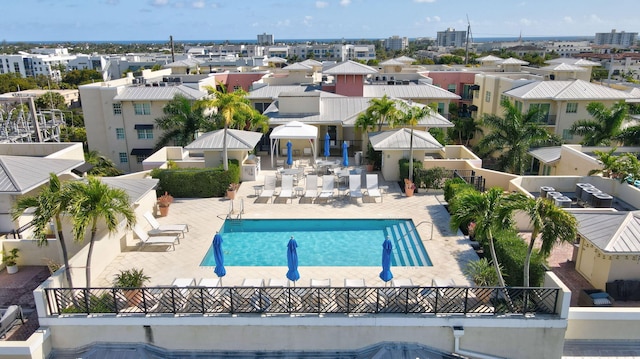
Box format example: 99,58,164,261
286,141,293,167
323,133,330,159
286,236,300,285
342,141,349,167
379,236,393,284
213,232,226,284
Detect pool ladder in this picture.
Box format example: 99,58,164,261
226,198,244,221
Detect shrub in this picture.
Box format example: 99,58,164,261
151,160,240,198
398,158,423,183
490,228,546,287
443,177,470,203
414,166,447,190
61,292,117,313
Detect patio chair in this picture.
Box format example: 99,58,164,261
197,278,229,312
318,175,335,202
365,174,381,202
349,174,363,201
258,175,277,203
277,175,294,203
304,175,319,200
171,278,198,312
236,279,270,312
343,278,367,311
0,305,23,339
133,224,180,251
143,211,189,238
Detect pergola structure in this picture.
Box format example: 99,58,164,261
269,121,318,167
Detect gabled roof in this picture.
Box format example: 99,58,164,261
499,57,529,65
283,63,313,71
300,59,323,67
540,63,587,72
185,129,263,151
369,128,444,151
574,211,640,253
528,146,562,164
546,58,601,67
164,58,203,68
323,61,378,75
0,156,84,194
395,56,416,64
264,57,287,64
504,79,635,100
380,59,405,66
477,55,503,63
363,85,461,100
114,85,206,101
100,177,159,204
247,85,321,100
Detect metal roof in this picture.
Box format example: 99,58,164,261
574,211,640,253
113,85,206,101
540,63,587,72
363,85,461,100
323,61,378,75
505,80,636,100
185,129,263,150
499,57,529,65
528,146,562,164
300,59,323,67
0,156,84,194
100,177,159,204
546,58,601,67
369,128,444,151
477,55,503,63
395,56,416,63
247,85,321,100
380,59,405,66
282,63,313,71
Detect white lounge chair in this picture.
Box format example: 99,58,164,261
318,175,334,202
258,175,277,203
349,174,363,201
144,211,188,238
133,224,180,251
365,174,381,202
344,278,366,309
0,305,23,339
304,175,319,200
278,175,294,203
310,278,331,287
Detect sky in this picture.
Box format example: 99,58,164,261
3,0,640,42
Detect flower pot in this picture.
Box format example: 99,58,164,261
158,205,169,217
366,164,374,172
123,289,142,307
227,190,236,200
6,265,18,274
405,187,414,197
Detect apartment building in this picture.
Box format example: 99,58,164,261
436,28,467,48
384,36,409,51
595,29,638,47
257,33,274,45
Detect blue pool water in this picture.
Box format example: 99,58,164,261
200,219,432,267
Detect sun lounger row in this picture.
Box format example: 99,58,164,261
258,174,383,203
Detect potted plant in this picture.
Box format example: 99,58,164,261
404,178,416,197
2,248,20,274
227,183,239,200
113,268,150,307
157,192,173,217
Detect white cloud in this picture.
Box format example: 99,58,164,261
251,22,260,27
520,18,533,26
563,16,574,24
340,0,351,6
277,19,291,27
303,16,313,27
588,14,603,23
192,0,205,8
316,1,328,8
425,16,440,22
150,0,169,7
174,1,185,8
414,0,436,3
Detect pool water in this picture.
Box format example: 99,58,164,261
200,219,432,267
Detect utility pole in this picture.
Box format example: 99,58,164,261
170,35,175,63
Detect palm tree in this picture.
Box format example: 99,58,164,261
12,174,75,288
84,150,123,177
65,177,136,288
507,195,577,287
569,101,628,146
449,187,521,287
368,95,399,131
477,99,555,175
355,109,377,161
198,84,257,171
155,94,208,150
395,102,434,182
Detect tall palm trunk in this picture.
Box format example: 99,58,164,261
487,228,506,287
222,124,229,171
55,214,74,288
409,127,414,182
85,226,97,288
523,229,539,288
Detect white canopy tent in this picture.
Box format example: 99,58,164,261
269,121,318,167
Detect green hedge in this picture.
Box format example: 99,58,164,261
443,177,475,203
490,228,546,287
151,160,240,198
398,158,423,183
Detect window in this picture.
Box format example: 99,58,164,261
437,102,445,114
485,91,491,103
515,101,523,112
119,152,128,163
135,155,148,164
113,103,122,115
115,128,125,139
137,129,153,139
233,85,241,91
566,103,578,113
562,129,574,140
134,103,151,115
500,95,508,103
447,84,456,93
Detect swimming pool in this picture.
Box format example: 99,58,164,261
200,219,432,267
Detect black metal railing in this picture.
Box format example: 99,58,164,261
450,169,486,192
45,286,560,317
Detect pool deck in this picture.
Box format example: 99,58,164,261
95,167,477,289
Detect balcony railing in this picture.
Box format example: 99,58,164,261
45,286,560,317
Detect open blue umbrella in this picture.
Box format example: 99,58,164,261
286,141,293,167
342,141,349,167
286,236,300,285
323,133,330,159
379,236,393,284
213,232,226,284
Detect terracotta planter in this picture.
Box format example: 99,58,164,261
366,164,374,172
227,190,236,200
405,187,414,197
124,289,142,307
158,205,169,217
